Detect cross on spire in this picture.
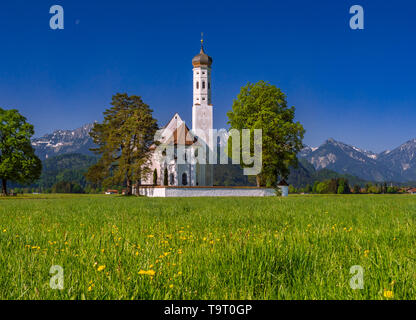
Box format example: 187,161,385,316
200,32,205,52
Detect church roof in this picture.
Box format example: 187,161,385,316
192,44,212,67
150,113,198,150
165,122,197,146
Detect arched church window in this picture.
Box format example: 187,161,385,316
169,173,174,185
182,173,188,186
196,82,199,89
202,81,205,89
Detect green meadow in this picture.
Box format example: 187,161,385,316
0,194,415,300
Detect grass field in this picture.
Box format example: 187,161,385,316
0,194,415,300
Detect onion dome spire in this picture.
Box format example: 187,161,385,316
192,32,213,67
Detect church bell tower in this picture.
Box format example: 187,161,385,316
192,34,214,186
192,35,213,149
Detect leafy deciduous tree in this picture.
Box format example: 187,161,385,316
227,81,305,187
0,108,42,196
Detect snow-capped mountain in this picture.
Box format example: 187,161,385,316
377,138,416,181
32,123,96,160
299,138,407,182
298,145,318,158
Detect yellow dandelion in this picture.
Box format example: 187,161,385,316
97,265,106,272
169,284,174,288
138,269,156,276
383,290,394,299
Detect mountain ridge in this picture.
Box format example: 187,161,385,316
30,123,416,183
301,138,416,182
32,123,96,160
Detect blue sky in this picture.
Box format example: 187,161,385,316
0,0,415,152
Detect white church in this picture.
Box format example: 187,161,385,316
135,39,286,197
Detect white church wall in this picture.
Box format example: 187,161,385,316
137,187,276,197
138,187,166,197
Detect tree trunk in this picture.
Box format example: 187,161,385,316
256,175,261,188
134,180,140,196
1,179,7,196
126,179,132,196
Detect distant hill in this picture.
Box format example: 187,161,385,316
214,158,367,188
33,153,98,190
214,164,256,186
287,158,368,188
